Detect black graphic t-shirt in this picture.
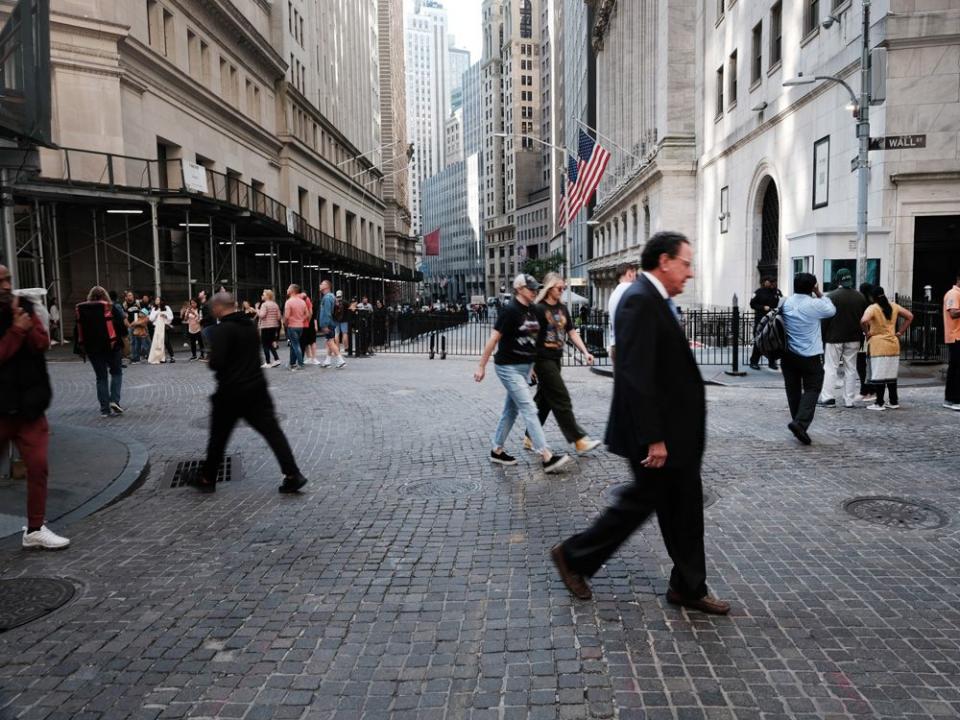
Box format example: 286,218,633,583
493,299,541,365
534,302,571,359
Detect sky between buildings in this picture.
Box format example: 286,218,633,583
403,0,482,62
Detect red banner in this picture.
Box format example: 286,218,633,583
424,228,440,256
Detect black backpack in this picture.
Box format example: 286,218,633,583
753,303,786,358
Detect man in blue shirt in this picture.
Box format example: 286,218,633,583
780,272,836,445
317,280,346,369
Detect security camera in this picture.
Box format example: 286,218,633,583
822,14,839,29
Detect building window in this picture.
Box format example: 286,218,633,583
715,65,724,118
751,22,762,84
728,50,738,108
770,2,783,66
804,0,820,37
717,0,725,21
720,186,729,233
520,0,532,39
162,8,174,58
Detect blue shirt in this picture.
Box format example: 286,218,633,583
318,292,335,328
781,293,837,357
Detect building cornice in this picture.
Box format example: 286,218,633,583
890,171,960,185
590,0,615,52
189,0,287,77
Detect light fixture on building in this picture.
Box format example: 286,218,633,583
107,209,143,214
179,222,210,227
218,241,245,245
751,101,768,112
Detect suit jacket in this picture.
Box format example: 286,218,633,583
605,275,706,468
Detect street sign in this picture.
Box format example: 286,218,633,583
869,135,926,151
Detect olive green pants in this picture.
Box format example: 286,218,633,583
534,356,587,443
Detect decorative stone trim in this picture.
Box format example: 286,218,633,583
591,0,616,52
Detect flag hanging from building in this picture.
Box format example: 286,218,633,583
424,228,440,256
573,128,611,211
560,154,581,227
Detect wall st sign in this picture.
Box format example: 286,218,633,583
869,135,927,151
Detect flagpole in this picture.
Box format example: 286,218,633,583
575,119,643,162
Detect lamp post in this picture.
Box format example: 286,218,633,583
783,1,872,287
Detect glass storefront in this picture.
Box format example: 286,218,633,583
822,259,881,291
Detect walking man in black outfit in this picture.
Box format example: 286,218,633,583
749,276,782,370
551,232,730,614
194,292,308,494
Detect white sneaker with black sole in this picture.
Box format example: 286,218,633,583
22,525,70,550
543,454,572,473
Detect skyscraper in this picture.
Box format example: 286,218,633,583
448,46,472,112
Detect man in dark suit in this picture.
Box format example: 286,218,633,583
550,231,730,614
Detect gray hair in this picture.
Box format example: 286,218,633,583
211,291,235,308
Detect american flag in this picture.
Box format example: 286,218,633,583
558,153,580,228
569,129,611,216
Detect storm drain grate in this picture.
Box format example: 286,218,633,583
844,496,948,530
604,482,719,509
168,456,237,488
0,577,76,632
397,478,482,498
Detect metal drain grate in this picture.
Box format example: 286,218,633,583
168,456,237,488
397,478,482,498
604,482,719,509
844,496,948,530
0,577,76,632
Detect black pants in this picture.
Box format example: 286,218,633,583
946,342,960,404
261,327,280,363
203,390,299,482
188,331,204,359
874,381,899,406
562,457,708,598
857,351,870,395
534,357,586,443
781,351,824,430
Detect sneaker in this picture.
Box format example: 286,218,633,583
189,356,198,362
169,357,175,363
279,473,309,494
855,394,876,403
943,402,960,411
335,360,346,369
490,449,517,466
575,437,602,454
885,403,900,410
866,403,886,411
109,402,125,415
22,525,70,550
320,361,331,368
817,399,837,408
261,362,271,369
543,454,572,474
768,363,779,371
748,363,761,370
311,358,323,365
100,409,114,418
270,360,281,367
523,435,534,451
290,366,299,372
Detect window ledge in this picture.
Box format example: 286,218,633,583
766,60,782,78
728,101,738,112
749,78,762,92
714,112,724,123
800,27,819,48
833,0,852,15
715,14,724,28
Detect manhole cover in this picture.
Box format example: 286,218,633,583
190,414,285,428
398,478,482,498
844,496,948,530
168,456,238,488
604,483,719,508
0,578,76,632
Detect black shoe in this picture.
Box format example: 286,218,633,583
490,449,517,466
817,399,836,408
99,409,115,418
543,454,572,474
109,402,125,415
169,357,176,363
788,421,812,445
768,362,779,371
279,473,308,494
749,363,761,370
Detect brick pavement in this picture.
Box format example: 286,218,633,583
1,356,959,720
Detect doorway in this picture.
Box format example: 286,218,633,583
913,215,960,301
757,180,780,281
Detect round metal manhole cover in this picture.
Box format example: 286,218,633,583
0,577,76,632
190,413,286,428
604,483,719,508
398,478,482,498
844,496,948,530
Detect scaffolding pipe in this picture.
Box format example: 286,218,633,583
124,216,132,289
185,210,192,300
230,223,237,294
91,209,100,287
269,241,276,291
34,201,47,292
150,199,161,298
208,223,214,293
50,204,64,345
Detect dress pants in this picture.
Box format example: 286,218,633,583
946,342,960,404
781,351,824,430
563,456,708,599
534,357,586,443
203,389,300,482
820,341,860,405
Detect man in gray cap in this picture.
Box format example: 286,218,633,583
819,268,869,408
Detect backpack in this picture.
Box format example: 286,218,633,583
753,302,786,358
75,300,120,355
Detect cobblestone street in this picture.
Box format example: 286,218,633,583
1,356,959,720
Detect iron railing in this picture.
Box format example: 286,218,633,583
895,297,947,363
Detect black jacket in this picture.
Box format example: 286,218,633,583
207,311,267,398
749,286,783,315
605,275,706,468
0,298,52,419
74,300,125,355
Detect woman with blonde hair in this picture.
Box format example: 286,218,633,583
861,286,913,410
524,272,601,455
257,288,282,367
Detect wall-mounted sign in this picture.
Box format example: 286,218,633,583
869,135,926,151
182,160,208,193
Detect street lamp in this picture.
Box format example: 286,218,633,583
783,1,872,287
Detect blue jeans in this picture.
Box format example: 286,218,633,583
286,327,304,367
493,363,549,453
89,348,123,412
131,335,149,360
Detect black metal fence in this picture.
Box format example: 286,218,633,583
354,299,950,368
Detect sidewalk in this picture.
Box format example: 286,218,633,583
0,423,148,546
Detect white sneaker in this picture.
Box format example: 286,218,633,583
270,360,281,367
866,403,885,411
943,402,960,411
260,362,270,369
885,403,900,409
320,360,331,368
22,525,70,550
335,359,346,369
310,358,323,365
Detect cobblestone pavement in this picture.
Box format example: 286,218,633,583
1,355,959,720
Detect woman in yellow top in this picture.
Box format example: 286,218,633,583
860,286,913,410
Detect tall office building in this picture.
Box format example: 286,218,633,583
448,46,472,112
404,0,450,236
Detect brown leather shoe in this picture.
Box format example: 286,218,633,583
666,588,730,615
550,544,592,600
